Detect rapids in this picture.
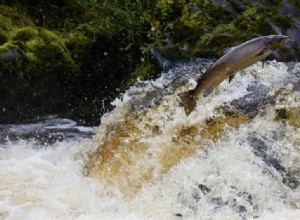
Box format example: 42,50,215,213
1,59,300,219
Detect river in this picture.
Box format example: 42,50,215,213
1,59,300,219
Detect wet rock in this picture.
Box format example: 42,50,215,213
227,82,273,119
211,197,227,209
198,184,211,194
247,137,286,173
174,183,259,218
2,48,28,63
292,82,300,91
0,117,95,145
150,48,173,72
247,136,299,189
237,192,254,206
283,176,300,189
275,107,300,127
192,192,201,202
233,205,247,219
174,213,182,217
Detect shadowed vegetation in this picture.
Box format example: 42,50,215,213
0,0,299,124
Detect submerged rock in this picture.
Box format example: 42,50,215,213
247,136,299,189
228,82,273,119
0,117,95,145
275,106,300,127
2,48,28,62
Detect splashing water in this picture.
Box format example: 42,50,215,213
1,59,300,219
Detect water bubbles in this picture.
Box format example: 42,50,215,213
2,59,299,219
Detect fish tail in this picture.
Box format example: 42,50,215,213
178,90,197,116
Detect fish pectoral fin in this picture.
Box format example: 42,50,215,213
203,88,214,97
256,50,265,57
256,47,271,57
228,74,235,83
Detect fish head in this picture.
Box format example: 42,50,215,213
264,35,289,50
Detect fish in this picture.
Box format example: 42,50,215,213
178,35,289,116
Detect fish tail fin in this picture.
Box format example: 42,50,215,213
178,90,197,116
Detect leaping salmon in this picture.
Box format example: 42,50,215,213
178,35,289,116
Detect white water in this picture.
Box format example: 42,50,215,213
1,60,300,219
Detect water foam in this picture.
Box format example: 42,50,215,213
1,60,300,219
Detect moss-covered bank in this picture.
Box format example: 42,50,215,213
0,3,161,124
0,1,300,125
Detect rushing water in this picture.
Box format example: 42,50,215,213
1,59,300,220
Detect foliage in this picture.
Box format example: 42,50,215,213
0,0,299,124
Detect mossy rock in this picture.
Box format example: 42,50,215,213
65,23,98,64
1,1,300,124
276,107,300,127
0,5,33,27
12,27,39,41
159,0,300,60
0,32,8,45
0,6,81,123
6,26,78,68
120,56,161,92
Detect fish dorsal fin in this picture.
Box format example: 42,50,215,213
218,46,235,56
204,64,213,73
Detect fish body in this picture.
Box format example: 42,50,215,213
179,35,289,116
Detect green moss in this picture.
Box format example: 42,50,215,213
75,23,95,35
0,42,18,53
0,13,13,32
39,29,64,46
0,5,84,123
0,1,299,124
233,7,271,34
0,5,33,27
159,44,183,60
120,56,161,93
271,15,292,28
0,33,8,45
25,52,37,62
8,26,75,67
66,30,92,63
0,8,14,45
12,27,38,41
164,0,298,58
130,62,150,82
